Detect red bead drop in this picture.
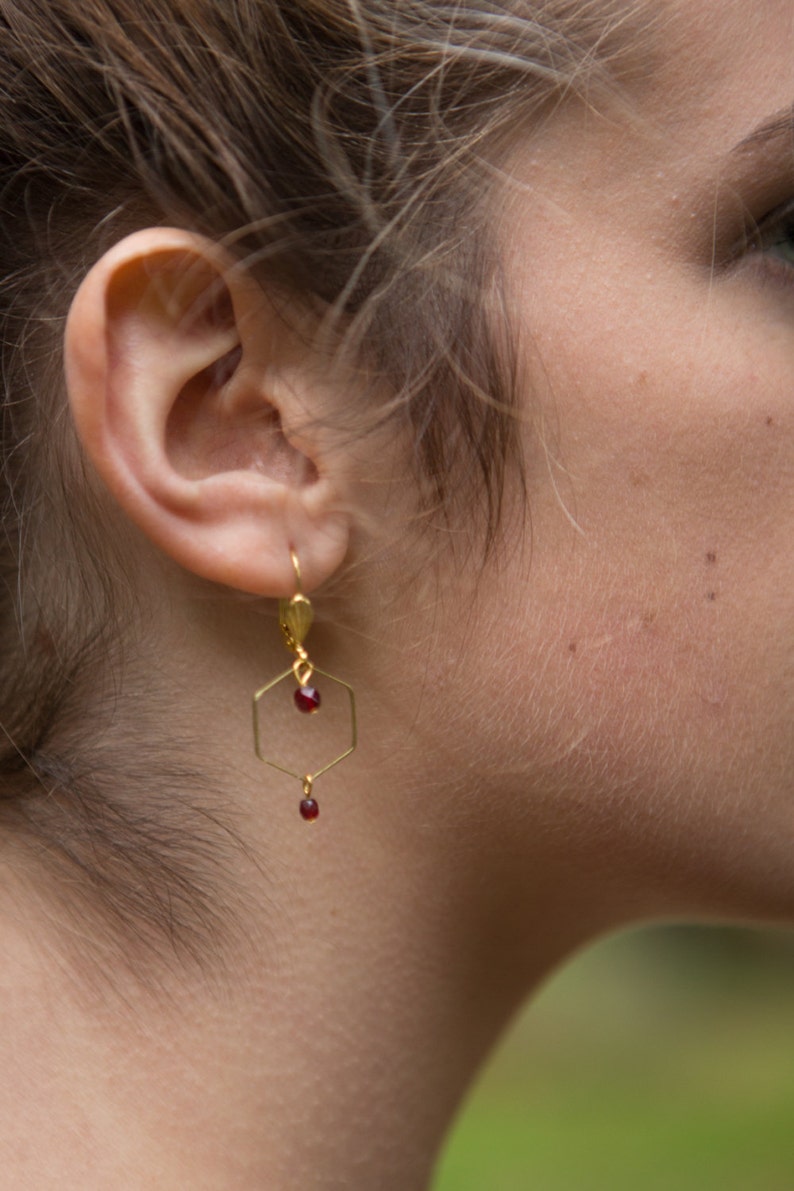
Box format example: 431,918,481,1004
295,685,321,713
300,798,319,822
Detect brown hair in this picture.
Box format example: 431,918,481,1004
0,0,649,974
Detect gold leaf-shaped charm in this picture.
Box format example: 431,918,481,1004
280,593,314,649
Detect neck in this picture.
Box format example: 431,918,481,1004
0,806,596,1190
0,593,625,1188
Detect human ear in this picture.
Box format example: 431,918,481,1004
64,228,349,595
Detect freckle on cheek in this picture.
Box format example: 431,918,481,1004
706,551,717,564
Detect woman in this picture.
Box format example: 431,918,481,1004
0,0,791,1185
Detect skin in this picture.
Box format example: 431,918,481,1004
1,1,793,1187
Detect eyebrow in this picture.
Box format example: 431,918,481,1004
733,106,794,154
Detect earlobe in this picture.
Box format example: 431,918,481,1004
64,229,349,595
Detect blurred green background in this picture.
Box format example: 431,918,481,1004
433,926,794,1190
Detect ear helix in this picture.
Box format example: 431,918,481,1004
252,548,357,821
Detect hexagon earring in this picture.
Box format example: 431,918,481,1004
252,548,357,822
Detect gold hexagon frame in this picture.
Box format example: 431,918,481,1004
252,666,357,784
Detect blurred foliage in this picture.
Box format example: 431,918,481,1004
433,926,794,1190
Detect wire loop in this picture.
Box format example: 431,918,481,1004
293,657,314,686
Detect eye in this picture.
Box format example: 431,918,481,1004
743,196,794,270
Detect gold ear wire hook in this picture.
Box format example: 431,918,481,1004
289,547,302,594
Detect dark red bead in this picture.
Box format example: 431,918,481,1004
295,685,321,713
300,798,319,822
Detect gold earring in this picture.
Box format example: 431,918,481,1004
252,548,357,821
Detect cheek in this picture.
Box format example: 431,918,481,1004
536,334,792,688
462,519,794,921
522,261,794,645
475,314,794,886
